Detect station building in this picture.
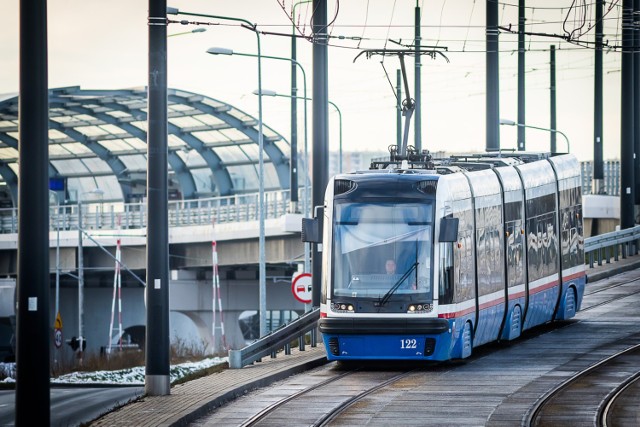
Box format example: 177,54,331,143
0,86,306,358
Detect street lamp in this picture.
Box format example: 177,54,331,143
499,119,570,153
207,47,311,203
170,7,268,338
168,27,206,37
253,89,343,174
207,47,310,276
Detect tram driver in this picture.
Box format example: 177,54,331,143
385,259,397,275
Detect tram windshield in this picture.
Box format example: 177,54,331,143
332,201,434,301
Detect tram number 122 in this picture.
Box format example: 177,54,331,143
401,338,417,349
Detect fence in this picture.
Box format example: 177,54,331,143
0,188,309,234
0,161,622,234
580,160,620,196
583,224,640,268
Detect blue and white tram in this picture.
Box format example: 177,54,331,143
317,151,586,361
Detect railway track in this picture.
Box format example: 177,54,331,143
191,270,640,427
581,275,640,311
236,367,418,427
208,366,418,427
601,366,640,426
526,343,640,427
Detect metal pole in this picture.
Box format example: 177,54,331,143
302,93,310,273
248,58,309,279
55,198,60,321
264,56,309,271
146,0,170,396
593,0,604,193
486,0,500,151
517,0,526,150
312,0,328,308
621,0,635,228
414,1,422,151
257,44,266,339
302,87,310,273
634,0,640,216
290,19,299,213
550,45,557,154
77,202,84,360
397,69,402,148
292,0,312,263
16,0,50,421
329,101,343,173
189,13,266,336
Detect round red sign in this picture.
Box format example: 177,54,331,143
291,273,312,304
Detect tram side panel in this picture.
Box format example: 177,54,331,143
465,170,506,347
493,166,527,341
549,155,586,319
435,174,477,360
517,161,561,330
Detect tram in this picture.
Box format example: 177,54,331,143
309,148,585,361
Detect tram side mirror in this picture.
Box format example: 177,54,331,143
301,207,324,244
439,217,459,242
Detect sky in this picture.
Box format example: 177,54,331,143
0,1,627,163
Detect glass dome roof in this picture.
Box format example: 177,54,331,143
0,86,292,206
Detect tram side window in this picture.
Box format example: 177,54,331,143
542,214,558,277
454,231,475,303
514,221,524,285
538,221,546,277
527,218,538,282
491,227,503,293
439,242,454,304
506,222,524,287
576,205,584,261
561,210,571,267
506,224,515,287
476,226,487,292
562,205,582,268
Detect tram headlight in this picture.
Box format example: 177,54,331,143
407,303,433,314
331,302,355,313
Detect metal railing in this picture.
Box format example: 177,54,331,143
228,308,320,369
0,160,622,233
580,160,621,196
0,188,310,234
583,224,640,268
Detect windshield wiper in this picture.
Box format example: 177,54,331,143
379,261,419,306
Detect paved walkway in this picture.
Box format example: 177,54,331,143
89,345,328,427
89,254,640,427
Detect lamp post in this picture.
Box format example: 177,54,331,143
49,191,60,324
49,190,62,370
77,200,84,358
206,47,311,197
77,188,104,359
254,89,342,174
208,48,311,276
169,7,268,337
499,119,570,153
